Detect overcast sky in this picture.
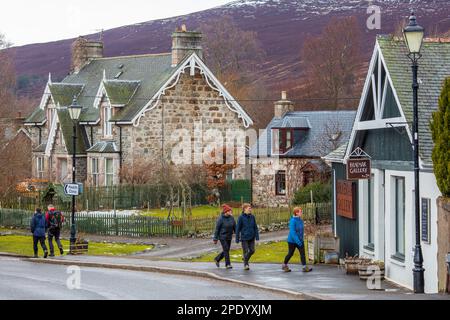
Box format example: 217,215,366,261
1,0,233,46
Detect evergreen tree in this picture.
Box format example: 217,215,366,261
431,78,450,197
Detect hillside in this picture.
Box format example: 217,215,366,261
8,0,450,126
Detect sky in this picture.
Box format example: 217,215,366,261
1,0,234,46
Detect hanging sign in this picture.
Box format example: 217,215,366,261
346,158,371,180
346,147,371,180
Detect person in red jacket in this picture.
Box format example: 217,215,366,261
46,204,65,256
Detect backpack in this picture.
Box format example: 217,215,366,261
53,211,64,228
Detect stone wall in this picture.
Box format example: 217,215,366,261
251,157,310,207
437,196,450,293
127,70,248,180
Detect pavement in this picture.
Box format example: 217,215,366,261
0,256,295,300
21,254,450,300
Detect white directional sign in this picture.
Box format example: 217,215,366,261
64,183,79,196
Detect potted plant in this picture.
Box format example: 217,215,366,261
358,260,385,280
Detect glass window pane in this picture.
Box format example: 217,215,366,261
395,177,405,255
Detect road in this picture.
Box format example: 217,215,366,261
0,257,294,300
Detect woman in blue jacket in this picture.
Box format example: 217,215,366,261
30,208,48,258
282,207,312,272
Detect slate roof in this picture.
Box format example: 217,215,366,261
250,111,356,158
377,36,450,165
25,108,46,124
323,143,348,163
103,80,140,106
49,83,84,107
62,53,175,123
57,109,89,154
87,141,119,153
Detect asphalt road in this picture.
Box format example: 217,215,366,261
0,257,293,300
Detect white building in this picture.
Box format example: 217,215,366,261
324,35,450,293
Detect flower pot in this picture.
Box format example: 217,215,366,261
358,263,385,280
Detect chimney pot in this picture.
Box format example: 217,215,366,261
281,91,287,100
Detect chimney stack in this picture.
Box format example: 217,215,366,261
274,91,294,118
171,25,203,67
71,36,104,74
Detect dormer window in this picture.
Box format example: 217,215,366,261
272,128,294,154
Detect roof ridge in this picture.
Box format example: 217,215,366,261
94,52,172,61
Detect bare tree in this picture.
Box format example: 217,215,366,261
201,16,270,127
301,16,363,109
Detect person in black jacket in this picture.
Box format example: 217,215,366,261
236,203,259,270
213,204,236,269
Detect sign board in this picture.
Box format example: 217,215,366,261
64,183,79,196
337,180,356,220
421,198,431,243
346,158,371,180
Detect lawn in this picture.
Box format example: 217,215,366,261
186,241,309,264
0,234,153,257
141,205,227,219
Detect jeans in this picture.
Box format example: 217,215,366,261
48,228,62,255
284,242,307,266
215,239,232,266
241,239,256,265
33,236,48,255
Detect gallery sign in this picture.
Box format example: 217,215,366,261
337,180,356,220
346,158,371,180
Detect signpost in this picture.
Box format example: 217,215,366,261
64,183,80,196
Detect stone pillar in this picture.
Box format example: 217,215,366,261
171,25,203,67
437,196,450,293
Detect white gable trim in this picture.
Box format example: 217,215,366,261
45,111,59,157
344,40,416,165
131,53,254,128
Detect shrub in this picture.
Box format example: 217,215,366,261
431,78,450,197
292,181,331,205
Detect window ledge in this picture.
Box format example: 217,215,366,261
390,253,406,267
363,244,375,256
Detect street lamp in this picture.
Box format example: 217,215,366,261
403,11,425,294
68,96,82,253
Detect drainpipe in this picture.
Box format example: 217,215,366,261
333,168,337,237
112,122,123,184
90,126,94,147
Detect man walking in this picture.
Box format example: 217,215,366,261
46,205,64,256
213,204,236,269
30,208,48,258
236,203,259,270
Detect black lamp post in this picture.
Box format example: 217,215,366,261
68,96,82,253
403,11,425,294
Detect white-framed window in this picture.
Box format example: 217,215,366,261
105,158,114,187
91,158,99,187
36,157,44,179
394,176,405,258
275,170,286,195
104,107,112,137
58,158,68,182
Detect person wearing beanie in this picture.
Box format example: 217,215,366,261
236,203,259,270
282,207,312,273
213,204,236,269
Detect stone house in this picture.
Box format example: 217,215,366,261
250,91,356,207
24,26,253,187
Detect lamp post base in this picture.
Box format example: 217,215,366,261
413,244,425,293
69,223,77,255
